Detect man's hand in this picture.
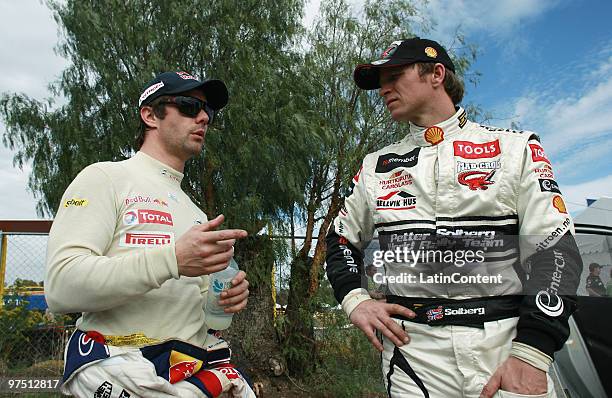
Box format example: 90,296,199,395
349,299,416,352
175,215,247,277
218,270,249,313
480,356,547,398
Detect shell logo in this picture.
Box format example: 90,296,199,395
424,126,444,145
424,47,438,58
552,195,567,214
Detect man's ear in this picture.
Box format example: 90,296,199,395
140,106,158,129
431,63,446,88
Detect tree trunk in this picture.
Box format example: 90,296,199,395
225,235,284,379
283,254,316,376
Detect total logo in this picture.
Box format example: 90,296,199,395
453,140,501,159
458,170,496,190
123,209,173,226
120,231,174,247
376,191,417,210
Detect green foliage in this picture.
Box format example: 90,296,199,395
0,0,308,232
310,307,385,397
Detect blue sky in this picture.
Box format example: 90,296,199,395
416,0,612,213
1,0,611,219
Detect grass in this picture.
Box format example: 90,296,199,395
308,311,386,397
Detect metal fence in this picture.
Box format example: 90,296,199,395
0,221,70,383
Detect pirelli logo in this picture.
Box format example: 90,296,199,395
120,231,174,247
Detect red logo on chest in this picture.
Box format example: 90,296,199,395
453,140,501,159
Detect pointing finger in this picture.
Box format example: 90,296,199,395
200,214,225,232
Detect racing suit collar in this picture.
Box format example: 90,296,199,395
406,107,468,147
134,151,184,187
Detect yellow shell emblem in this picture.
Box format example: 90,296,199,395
424,126,444,145
424,47,438,58
552,196,567,214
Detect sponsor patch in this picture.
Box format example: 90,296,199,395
536,217,571,252
426,306,444,321
552,195,567,214
424,126,444,145
123,209,173,226
161,169,181,184
538,179,561,194
529,143,551,165
456,160,500,173
380,40,402,59
453,140,501,159
169,351,203,383
64,198,89,208
120,231,174,247
124,195,168,207
480,125,524,134
458,170,496,190
339,204,348,217
138,82,165,106
94,381,113,398
534,165,555,179
376,190,417,211
424,46,437,58
379,170,413,190
535,290,564,317
176,71,197,80
457,110,467,128
337,236,358,273
375,148,420,173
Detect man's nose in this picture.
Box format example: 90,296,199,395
379,83,391,97
195,108,209,125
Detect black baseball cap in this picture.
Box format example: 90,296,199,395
354,37,456,90
138,71,229,110
589,262,603,272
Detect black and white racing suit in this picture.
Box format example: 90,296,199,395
326,108,582,397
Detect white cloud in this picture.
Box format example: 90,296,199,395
421,0,561,43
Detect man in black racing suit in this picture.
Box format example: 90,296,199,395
325,37,582,397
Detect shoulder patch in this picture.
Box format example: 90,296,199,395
375,148,421,173
479,124,525,134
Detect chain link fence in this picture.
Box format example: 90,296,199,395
0,230,74,383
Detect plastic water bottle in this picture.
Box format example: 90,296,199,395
205,258,240,330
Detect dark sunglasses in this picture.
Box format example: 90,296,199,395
159,96,216,123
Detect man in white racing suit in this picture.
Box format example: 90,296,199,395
326,38,582,397
46,71,256,398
